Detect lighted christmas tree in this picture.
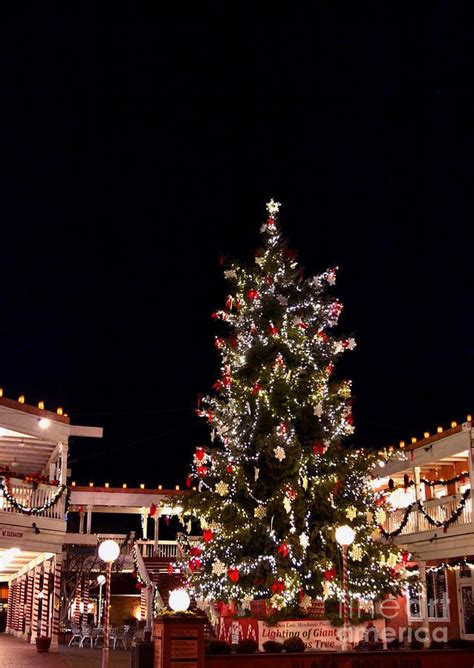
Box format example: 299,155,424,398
179,200,407,614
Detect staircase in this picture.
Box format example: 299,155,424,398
143,554,216,638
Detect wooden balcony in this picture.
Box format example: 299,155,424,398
0,476,67,536
383,492,472,538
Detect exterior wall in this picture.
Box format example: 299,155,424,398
408,569,461,641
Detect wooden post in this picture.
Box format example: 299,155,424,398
418,560,431,648
31,565,42,642
50,555,62,651
74,578,82,625
24,570,34,639
414,466,422,531
153,513,160,556
6,579,13,633
18,576,26,637
86,505,93,534
38,561,51,638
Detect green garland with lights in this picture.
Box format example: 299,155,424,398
0,476,67,515
386,471,469,492
177,201,411,613
379,489,471,539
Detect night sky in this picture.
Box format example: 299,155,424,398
0,7,472,489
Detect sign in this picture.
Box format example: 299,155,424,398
1,529,23,539
257,619,386,651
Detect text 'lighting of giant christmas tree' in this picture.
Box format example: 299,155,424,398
176,201,411,614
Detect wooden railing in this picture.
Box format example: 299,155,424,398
0,477,66,521
383,492,472,537
95,535,185,558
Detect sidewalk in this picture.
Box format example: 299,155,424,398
0,634,131,668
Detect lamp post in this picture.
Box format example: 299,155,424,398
97,574,106,625
98,540,120,668
335,525,355,652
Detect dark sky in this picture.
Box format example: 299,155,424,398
0,6,472,489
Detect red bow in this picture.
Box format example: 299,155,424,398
271,579,285,594
248,288,259,301
149,503,157,518
196,447,205,462
312,442,325,455
324,568,336,581
197,466,208,477
278,543,289,558
203,530,213,543
228,568,239,583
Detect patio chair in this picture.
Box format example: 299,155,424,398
109,625,128,650
80,623,94,648
124,625,135,649
68,623,82,647
93,625,104,647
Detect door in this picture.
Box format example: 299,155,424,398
457,564,474,639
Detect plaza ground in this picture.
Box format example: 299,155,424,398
0,634,130,668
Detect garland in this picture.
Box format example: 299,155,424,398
0,476,67,515
379,504,414,539
380,489,471,539
387,471,469,492
417,489,470,530
407,558,474,575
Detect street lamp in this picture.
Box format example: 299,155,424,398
98,540,120,668
335,525,355,652
97,574,106,625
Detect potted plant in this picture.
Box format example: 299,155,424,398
36,636,51,652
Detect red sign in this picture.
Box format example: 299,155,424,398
1,529,23,539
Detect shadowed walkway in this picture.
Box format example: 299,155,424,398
0,634,131,668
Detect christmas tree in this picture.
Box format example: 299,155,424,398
179,200,407,615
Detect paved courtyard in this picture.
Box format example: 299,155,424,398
0,634,131,668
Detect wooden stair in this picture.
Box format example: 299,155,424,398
143,555,216,638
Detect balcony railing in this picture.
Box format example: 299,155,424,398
383,492,472,537
0,477,67,521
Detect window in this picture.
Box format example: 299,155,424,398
407,569,449,621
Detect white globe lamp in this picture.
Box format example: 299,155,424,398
98,539,120,563
335,525,355,546
168,588,191,612
97,574,106,585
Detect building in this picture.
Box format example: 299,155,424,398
374,418,473,644
0,394,186,650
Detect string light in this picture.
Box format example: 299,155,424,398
176,202,409,609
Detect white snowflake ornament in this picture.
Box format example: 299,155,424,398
349,544,363,561
266,199,281,215
283,497,292,514
345,506,357,521
300,594,312,610
313,403,323,417
274,446,286,462
254,505,266,520
299,532,310,549
215,481,229,497
212,560,227,576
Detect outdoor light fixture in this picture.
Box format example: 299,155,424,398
168,588,191,612
336,525,355,651
98,540,120,668
38,417,50,429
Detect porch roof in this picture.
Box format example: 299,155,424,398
0,395,102,475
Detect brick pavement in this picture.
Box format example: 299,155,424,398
0,634,131,668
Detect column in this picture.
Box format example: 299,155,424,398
17,576,26,637
13,579,20,636
153,513,160,556
31,565,42,643
414,466,422,531
141,507,149,540
38,561,51,638
468,428,474,530
59,441,69,486
418,561,430,648
86,505,93,534
82,577,90,622
6,580,13,633
50,555,62,651
24,570,34,639
73,579,82,625
79,507,85,534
